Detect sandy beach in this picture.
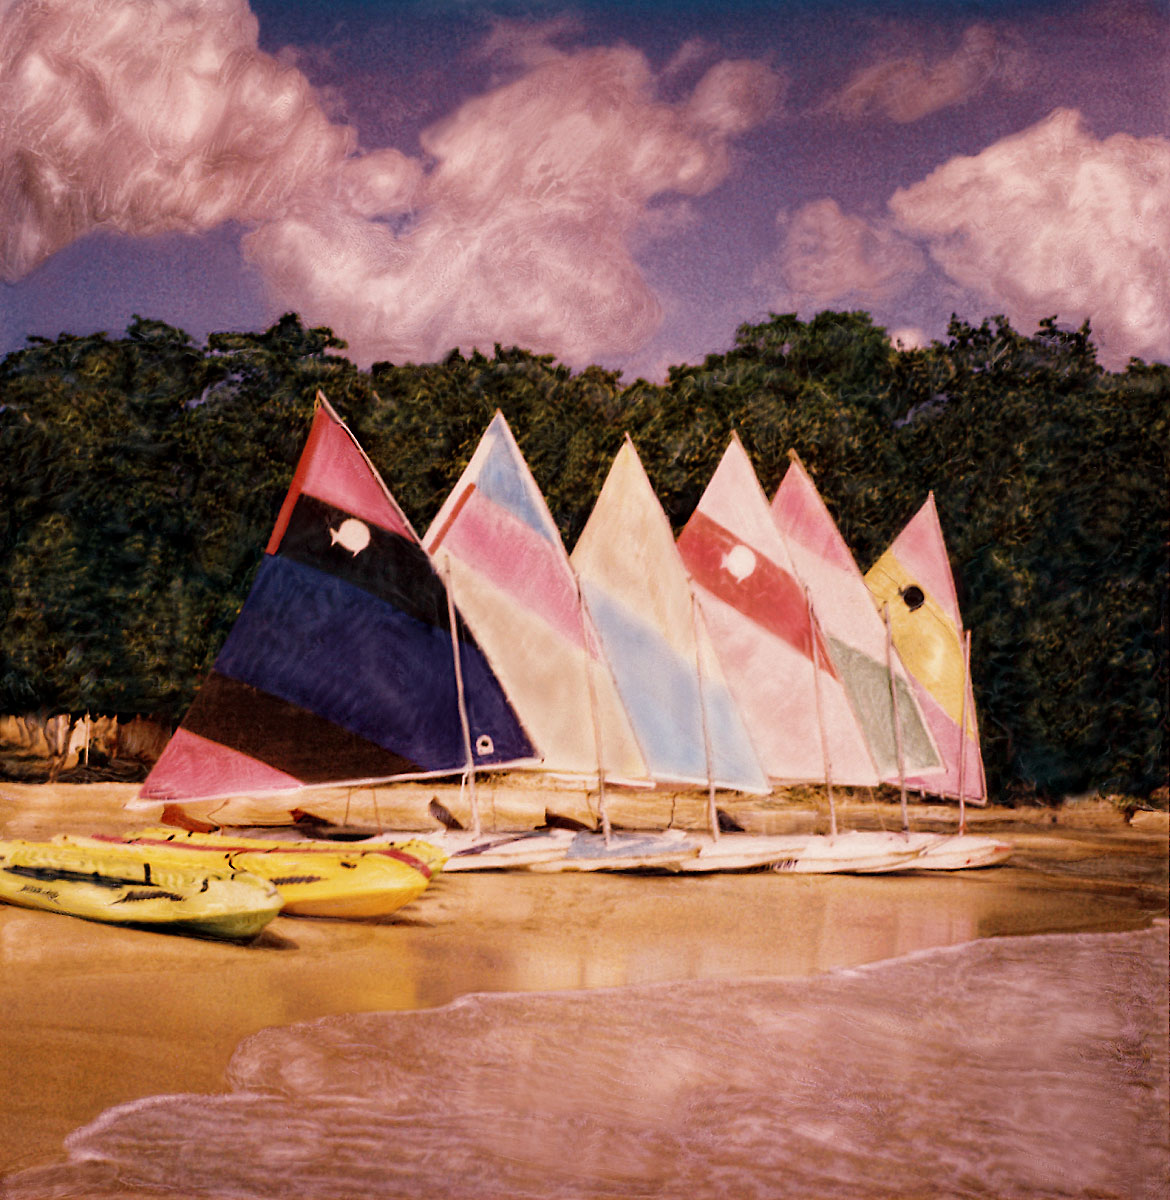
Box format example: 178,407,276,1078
1,781,1166,1198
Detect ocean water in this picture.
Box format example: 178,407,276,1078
4,922,1166,1200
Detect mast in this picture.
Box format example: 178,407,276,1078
883,604,910,833
958,629,972,834
573,572,612,844
689,585,720,843
805,586,838,838
440,559,481,839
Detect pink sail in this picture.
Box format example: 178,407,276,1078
770,454,941,784
678,436,880,785
423,412,648,785
865,494,986,803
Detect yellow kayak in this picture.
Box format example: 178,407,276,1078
55,831,443,919
116,828,449,878
0,839,281,942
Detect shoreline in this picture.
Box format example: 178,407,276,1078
1,780,1167,1185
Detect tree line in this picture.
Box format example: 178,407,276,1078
1,310,1165,802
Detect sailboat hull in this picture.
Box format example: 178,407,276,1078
902,834,1013,870
672,831,923,874
526,830,701,873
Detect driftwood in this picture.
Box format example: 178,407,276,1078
0,713,170,781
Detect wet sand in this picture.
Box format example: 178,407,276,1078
0,782,1166,1193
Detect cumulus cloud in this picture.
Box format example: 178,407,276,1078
0,0,351,280
890,326,928,350
758,110,1169,366
764,197,925,310
890,108,1170,364
826,24,1028,123
0,0,779,367
245,46,782,365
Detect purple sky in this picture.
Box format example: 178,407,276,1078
2,0,1167,379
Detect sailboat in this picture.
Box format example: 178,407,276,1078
679,435,882,788
753,451,1003,873
129,394,573,868
422,411,649,791
570,437,770,797
770,453,942,785
557,437,830,874
866,495,1011,869
666,437,920,872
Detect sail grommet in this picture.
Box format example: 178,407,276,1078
475,734,494,757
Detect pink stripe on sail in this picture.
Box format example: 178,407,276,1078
139,728,303,801
887,496,962,630
903,682,985,801
442,489,587,653
771,460,859,575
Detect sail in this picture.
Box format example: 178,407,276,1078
865,493,986,803
678,436,880,785
423,412,649,785
570,438,769,793
139,395,535,804
770,454,940,782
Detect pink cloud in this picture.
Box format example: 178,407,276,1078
891,108,1170,365
0,0,780,367
0,0,351,280
763,197,925,310
826,24,1028,123
245,47,782,366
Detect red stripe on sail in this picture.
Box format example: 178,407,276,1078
426,483,477,554
679,511,835,674
268,406,411,554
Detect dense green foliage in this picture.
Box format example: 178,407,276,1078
1,310,1165,800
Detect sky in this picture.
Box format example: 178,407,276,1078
1,0,1167,380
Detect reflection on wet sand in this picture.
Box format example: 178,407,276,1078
4,924,1167,1200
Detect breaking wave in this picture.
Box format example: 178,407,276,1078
3,923,1166,1199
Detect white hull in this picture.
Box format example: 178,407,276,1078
526,830,700,873
666,831,923,874
841,831,951,873
902,833,1013,870
327,828,575,871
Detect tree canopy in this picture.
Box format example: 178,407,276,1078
1,310,1165,801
